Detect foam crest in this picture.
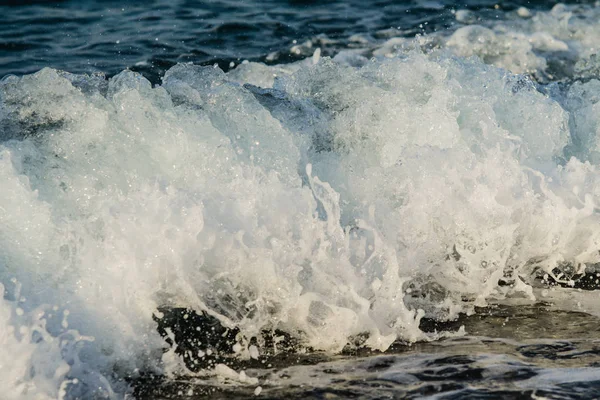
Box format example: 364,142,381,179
369,3,600,83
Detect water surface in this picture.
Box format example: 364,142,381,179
3,1,600,399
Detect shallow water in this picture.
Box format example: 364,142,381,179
4,1,600,399
135,303,600,399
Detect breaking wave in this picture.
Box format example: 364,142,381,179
3,2,600,398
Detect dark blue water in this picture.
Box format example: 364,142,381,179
0,0,577,82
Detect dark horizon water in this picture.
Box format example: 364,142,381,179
0,0,586,82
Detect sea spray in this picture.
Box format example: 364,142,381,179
3,36,600,398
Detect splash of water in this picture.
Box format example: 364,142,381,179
4,3,600,397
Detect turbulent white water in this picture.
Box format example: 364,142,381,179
4,3,600,398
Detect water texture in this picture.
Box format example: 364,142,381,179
3,1,600,399
0,0,581,81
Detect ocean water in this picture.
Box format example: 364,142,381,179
3,1,600,399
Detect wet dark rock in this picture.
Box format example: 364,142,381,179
153,307,241,372
153,307,306,372
530,262,600,291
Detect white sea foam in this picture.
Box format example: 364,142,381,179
371,3,600,82
4,3,600,397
